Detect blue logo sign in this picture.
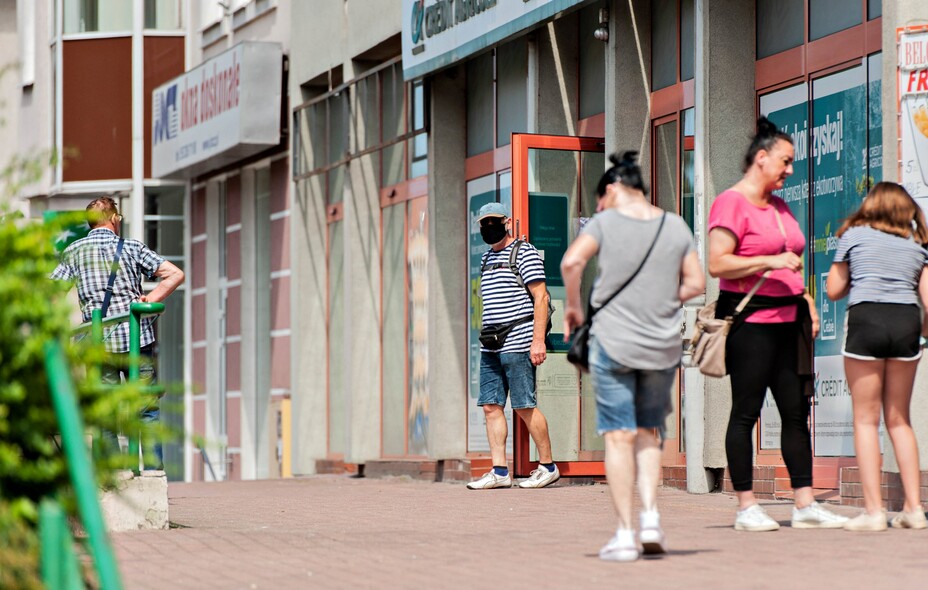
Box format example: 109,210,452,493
153,84,179,146
410,0,424,45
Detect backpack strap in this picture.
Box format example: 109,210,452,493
508,240,526,290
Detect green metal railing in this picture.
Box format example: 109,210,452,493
40,302,165,590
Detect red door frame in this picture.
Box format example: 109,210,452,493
511,132,606,477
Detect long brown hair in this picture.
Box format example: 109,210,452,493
836,182,928,243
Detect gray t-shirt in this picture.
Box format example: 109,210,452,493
832,225,928,307
582,210,696,370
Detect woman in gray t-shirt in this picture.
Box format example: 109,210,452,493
561,152,704,562
825,182,928,531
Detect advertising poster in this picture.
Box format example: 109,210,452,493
759,84,809,449
466,176,513,453
812,356,855,456
898,29,928,206
811,66,868,456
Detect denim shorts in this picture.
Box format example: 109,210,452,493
478,351,537,410
589,337,675,435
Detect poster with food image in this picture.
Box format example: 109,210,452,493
899,29,928,200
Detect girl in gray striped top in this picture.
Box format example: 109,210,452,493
826,182,928,531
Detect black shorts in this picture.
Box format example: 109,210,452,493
843,303,922,361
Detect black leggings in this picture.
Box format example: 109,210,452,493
725,321,812,492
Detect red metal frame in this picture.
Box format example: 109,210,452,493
511,133,605,477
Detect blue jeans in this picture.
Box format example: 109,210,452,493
478,351,537,409
588,337,675,436
102,344,163,470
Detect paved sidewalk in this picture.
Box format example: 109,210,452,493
111,476,927,590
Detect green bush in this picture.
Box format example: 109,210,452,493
0,210,149,588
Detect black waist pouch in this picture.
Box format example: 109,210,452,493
479,315,534,350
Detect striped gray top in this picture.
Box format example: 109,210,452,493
832,225,928,307
479,240,546,353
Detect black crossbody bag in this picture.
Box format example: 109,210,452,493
567,214,665,371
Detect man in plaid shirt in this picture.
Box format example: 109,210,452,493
52,196,184,469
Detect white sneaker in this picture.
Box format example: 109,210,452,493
466,471,512,490
518,464,560,488
639,510,667,555
791,501,849,529
599,528,639,562
734,504,780,532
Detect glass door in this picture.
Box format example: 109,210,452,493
511,133,605,477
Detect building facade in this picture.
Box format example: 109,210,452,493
4,1,926,501
285,0,928,506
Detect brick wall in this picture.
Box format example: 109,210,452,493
840,468,928,511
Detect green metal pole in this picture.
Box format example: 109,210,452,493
128,304,140,382
43,340,124,590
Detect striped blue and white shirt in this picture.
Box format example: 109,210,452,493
52,228,165,352
479,240,546,353
833,225,928,307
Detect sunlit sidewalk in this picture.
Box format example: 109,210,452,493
111,476,928,589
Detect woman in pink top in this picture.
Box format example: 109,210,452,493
707,117,847,532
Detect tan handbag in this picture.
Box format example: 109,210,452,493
692,207,788,377
690,279,766,377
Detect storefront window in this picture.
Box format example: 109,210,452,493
681,108,695,231
496,38,528,148
144,0,182,30
680,0,695,82
654,120,678,214
579,2,606,119
143,185,185,480
651,0,677,91
466,52,494,156
328,93,349,204
409,80,428,179
358,74,380,151
383,63,406,186
64,0,133,33
809,0,862,42
756,0,804,59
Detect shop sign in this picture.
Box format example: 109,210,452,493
402,0,586,80
898,28,928,200
151,42,282,178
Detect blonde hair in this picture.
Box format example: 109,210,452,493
837,182,928,244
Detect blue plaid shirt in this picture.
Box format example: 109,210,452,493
52,228,165,352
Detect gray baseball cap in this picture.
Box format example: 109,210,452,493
476,202,509,221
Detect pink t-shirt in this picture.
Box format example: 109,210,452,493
708,190,806,323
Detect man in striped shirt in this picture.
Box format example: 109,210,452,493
467,202,560,490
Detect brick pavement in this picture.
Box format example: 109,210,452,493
111,476,928,590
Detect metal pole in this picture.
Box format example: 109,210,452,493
43,340,124,590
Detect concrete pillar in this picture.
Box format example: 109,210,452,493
239,167,272,479
426,65,468,459
688,0,756,491
290,170,328,475
204,181,223,480
240,167,258,480
882,0,928,471
606,0,651,176
343,61,382,465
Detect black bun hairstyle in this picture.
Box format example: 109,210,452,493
596,150,647,197
743,116,793,172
